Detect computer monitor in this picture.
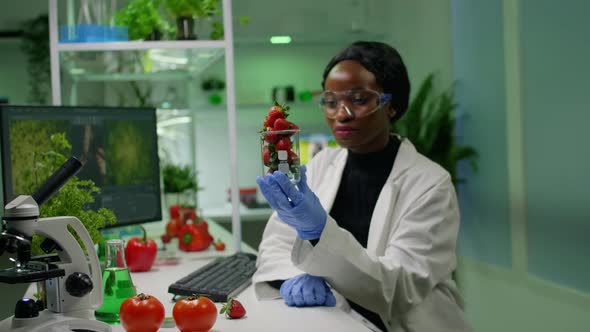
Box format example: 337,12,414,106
0,105,162,227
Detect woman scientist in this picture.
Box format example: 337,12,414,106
253,41,472,332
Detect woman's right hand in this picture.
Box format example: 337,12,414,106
257,166,327,240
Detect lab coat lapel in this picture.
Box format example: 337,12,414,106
317,149,348,215
366,139,417,255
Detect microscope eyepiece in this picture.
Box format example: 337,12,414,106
32,156,82,206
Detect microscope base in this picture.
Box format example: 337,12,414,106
0,310,112,332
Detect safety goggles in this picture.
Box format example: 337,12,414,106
318,88,392,119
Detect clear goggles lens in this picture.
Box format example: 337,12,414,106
318,89,392,119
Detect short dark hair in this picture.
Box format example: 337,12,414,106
321,41,411,123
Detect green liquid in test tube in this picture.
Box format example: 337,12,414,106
95,239,136,323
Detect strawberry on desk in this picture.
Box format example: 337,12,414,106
220,298,246,319
213,239,225,251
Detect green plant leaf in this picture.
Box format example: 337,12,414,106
392,73,478,185
162,163,200,193
115,0,169,40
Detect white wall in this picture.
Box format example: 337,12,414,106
519,0,590,291
452,0,590,331
387,0,454,94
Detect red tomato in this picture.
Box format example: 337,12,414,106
214,239,225,251
166,218,183,237
173,296,217,332
169,205,181,219
119,293,165,332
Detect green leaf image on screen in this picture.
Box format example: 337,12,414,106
105,120,155,185
9,119,69,195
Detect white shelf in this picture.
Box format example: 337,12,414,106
69,71,193,82
57,40,228,52
49,0,244,251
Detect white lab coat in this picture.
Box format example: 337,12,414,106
252,138,472,332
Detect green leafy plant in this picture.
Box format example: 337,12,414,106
164,0,221,18
162,163,202,206
21,14,50,104
163,0,248,40
209,16,250,40
393,73,478,184
115,0,170,40
24,133,117,255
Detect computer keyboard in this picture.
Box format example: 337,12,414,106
168,252,257,302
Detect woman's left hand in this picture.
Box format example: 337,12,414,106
280,274,336,307
257,166,326,240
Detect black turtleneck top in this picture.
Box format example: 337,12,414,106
330,136,400,247
328,135,400,331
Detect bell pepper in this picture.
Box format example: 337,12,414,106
125,226,157,272
178,220,213,252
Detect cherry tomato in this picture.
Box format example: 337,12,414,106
173,296,217,332
119,293,165,332
214,239,225,251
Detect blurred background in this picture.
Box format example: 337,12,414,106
0,1,588,331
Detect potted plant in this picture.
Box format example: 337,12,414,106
21,14,50,104
201,77,225,105
20,133,117,255
392,73,478,185
114,0,169,40
162,163,202,226
164,0,221,40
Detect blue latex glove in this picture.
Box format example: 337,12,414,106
256,165,327,240
280,274,337,307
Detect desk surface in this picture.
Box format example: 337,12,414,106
26,220,371,332
203,203,273,223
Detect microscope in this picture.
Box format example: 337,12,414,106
0,157,111,332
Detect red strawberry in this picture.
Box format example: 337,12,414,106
287,150,299,164
275,137,292,151
273,118,291,130
263,102,291,127
264,107,284,128
264,131,281,144
262,145,272,166
220,298,246,319
288,122,299,136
